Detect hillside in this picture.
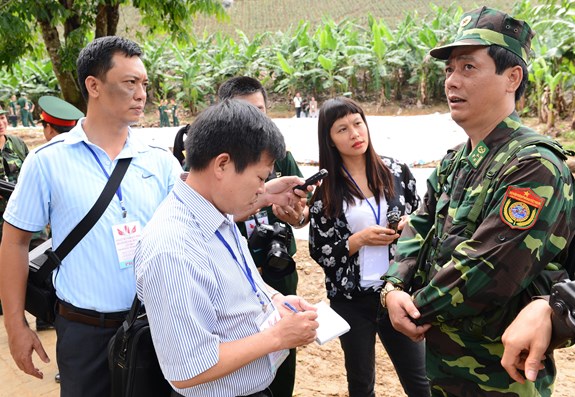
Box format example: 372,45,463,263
116,0,527,40
190,0,520,38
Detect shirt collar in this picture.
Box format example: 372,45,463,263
172,178,233,242
62,117,151,158
466,111,522,168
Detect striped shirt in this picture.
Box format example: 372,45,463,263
135,179,276,397
4,119,182,312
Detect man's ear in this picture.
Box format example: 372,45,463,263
506,65,523,93
85,76,100,98
213,153,231,180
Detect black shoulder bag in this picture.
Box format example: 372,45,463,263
26,158,132,323
108,295,172,397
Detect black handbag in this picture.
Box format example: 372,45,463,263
25,158,132,323
108,296,172,397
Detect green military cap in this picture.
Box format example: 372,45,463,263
0,108,7,115
39,96,84,127
429,6,535,63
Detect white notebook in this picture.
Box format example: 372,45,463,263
315,301,351,345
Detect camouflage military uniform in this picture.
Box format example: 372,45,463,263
0,135,48,246
385,114,575,396
0,134,29,240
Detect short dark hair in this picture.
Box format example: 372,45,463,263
217,76,268,106
185,99,285,172
76,36,143,100
41,120,74,134
488,45,529,101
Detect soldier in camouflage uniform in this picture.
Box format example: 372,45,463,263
0,107,30,316
0,107,29,239
381,7,575,397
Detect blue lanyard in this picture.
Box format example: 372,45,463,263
215,227,267,312
342,165,380,225
83,142,127,218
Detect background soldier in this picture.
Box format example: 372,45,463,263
38,95,85,141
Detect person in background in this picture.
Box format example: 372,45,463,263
17,93,33,127
308,97,429,397
293,92,302,118
25,97,36,127
309,96,318,118
301,96,310,118
135,99,318,397
172,124,188,168
383,7,575,396
170,98,180,127
0,106,30,317
158,98,170,127
8,94,18,127
218,75,309,397
0,36,182,397
38,95,85,141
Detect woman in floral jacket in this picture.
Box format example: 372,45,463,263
308,97,429,397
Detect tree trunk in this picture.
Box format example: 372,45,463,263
37,19,85,112
95,2,120,37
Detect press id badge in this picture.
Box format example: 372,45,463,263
111,221,142,269
257,305,289,374
244,210,269,238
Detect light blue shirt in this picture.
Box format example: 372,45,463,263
4,120,182,312
135,179,276,397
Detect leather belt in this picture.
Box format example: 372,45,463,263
57,302,128,328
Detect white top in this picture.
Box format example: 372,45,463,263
343,195,389,288
293,96,302,108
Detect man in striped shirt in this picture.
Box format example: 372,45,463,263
135,99,319,397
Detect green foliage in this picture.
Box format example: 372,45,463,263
1,0,573,134
0,0,225,109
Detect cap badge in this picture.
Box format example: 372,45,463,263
460,15,472,28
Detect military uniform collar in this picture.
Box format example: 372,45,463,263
466,112,522,169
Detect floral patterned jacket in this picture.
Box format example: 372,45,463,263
308,156,420,301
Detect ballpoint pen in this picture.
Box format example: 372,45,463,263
283,302,299,313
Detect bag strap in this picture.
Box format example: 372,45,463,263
53,157,132,260
123,295,144,333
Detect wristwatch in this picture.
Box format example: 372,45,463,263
380,282,403,309
297,213,306,226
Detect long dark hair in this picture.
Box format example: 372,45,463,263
172,124,189,167
312,97,393,218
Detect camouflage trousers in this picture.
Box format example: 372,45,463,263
426,323,555,397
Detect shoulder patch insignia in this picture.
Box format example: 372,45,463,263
500,186,545,230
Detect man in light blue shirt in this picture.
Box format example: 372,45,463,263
135,100,319,397
0,36,182,397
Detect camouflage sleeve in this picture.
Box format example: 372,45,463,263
413,152,573,324
385,163,441,286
